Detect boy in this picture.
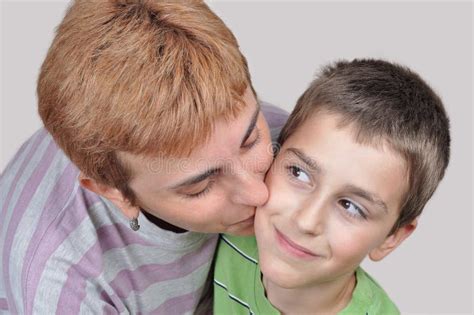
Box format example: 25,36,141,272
214,59,450,314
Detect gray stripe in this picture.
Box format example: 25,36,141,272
32,213,96,314
100,243,197,283
1,134,52,238
0,134,52,311
85,260,211,313
0,133,37,205
8,150,68,307
0,132,39,299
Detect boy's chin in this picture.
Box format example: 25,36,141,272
259,255,305,290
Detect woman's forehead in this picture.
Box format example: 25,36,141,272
122,100,260,186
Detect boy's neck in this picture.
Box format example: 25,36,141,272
263,271,356,314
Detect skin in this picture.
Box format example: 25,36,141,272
254,111,417,314
80,87,274,236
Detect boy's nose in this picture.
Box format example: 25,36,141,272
293,202,326,236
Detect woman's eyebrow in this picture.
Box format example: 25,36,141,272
170,167,221,190
170,103,261,190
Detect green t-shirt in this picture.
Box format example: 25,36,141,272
214,234,400,315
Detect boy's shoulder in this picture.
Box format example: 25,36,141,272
214,234,279,315
341,267,400,315
217,234,258,262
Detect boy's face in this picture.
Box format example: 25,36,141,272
255,112,414,289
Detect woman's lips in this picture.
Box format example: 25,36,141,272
275,228,320,259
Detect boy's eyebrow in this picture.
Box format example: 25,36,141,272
286,148,389,213
240,102,261,147
344,184,388,213
286,148,322,174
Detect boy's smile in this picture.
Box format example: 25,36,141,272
255,111,415,293
274,228,322,260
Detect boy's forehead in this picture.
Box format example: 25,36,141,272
292,111,409,173
296,111,407,160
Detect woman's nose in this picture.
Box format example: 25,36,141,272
230,166,269,207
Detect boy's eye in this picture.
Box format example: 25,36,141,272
241,128,261,150
339,199,367,219
287,165,311,183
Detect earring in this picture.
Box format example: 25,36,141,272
130,217,140,231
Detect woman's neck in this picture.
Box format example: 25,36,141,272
263,272,356,315
141,208,188,233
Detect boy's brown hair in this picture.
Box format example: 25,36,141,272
278,59,450,234
38,0,252,205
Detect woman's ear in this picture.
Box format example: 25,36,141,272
79,173,140,220
369,219,418,262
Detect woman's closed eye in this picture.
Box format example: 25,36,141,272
242,128,261,150
179,179,216,199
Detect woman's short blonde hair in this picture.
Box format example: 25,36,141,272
38,0,252,204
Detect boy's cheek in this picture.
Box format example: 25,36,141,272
261,177,296,217
263,159,282,189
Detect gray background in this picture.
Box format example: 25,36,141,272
1,1,472,314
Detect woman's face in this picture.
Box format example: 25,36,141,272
123,87,274,235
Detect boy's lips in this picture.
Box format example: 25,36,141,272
275,228,320,259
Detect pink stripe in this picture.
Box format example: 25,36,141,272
100,291,126,313
105,236,216,300
23,190,98,314
0,129,47,236
3,136,56,314
20,163,79,305
0,298,8,310
148,289,200,314
55,223,154,314
102,302,121,314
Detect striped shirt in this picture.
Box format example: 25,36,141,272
0,102,288,314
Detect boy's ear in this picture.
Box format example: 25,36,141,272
79,173,140,220
369,219,418,262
